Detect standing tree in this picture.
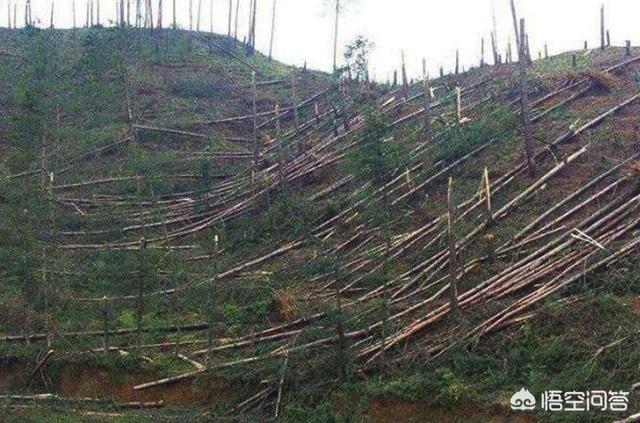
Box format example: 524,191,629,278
332,0,341,73
509,0,520,58
197,0,202,31
343,35,374,83
227,0,233,38
268,0,277,60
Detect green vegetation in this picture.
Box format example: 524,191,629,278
0,25,638,423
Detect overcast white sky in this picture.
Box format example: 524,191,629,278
6,0,640,79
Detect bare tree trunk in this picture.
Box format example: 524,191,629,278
455,49,459,75
96,0,100,26
147,0,154,29
228,0,233,37
401,50,408,91
234,0,240,39
447,177,458,317
252,71,260,174
251,0,257,50
50,2,54,28
209,0,213,32
421,58,431,134
600,3,605,51
136,237,147,347
518,18,536,177
197,0,202,31
510,0,520,59
275,105,285,187
491,3,499,64
157,0,162,29
291,74,303,154
189,0,193,30
135,0,141,27
269,0,277,60
172,0,176,28
332,0,340,73
121,0,126,27
480,37,485,67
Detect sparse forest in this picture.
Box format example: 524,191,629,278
1,1,640,422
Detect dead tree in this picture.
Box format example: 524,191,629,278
50,2,54,28
517,18,536,177
491,4,499,64
122,0,127,27
421,58,431,135
197,0,202,31
234,0,240,39
228,0,233,37
136,237,147,347
252,72,260,174
447,177,458,316
269,0,277,60
509,0,520,59
480,37,485,67
291,73,303,154
455,49,459,75
600,3,605,51
401,50,408,92
246,0,257,55
332,0,341,73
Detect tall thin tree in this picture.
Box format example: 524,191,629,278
332,0,341,73
509,0,520,60
234,0,240,39
227,0,232,37
600,3,605,51
197,0,201,31
517,18,536,177
172,0,176,28
268,0,277,60
209,0,213,32
157,0,162,29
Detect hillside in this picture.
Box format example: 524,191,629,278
1,26,640,422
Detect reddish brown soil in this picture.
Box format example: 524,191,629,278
1,362,232,407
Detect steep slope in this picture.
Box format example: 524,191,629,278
1,27,640,422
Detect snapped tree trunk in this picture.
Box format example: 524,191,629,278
447,177,459,316
518,18,536,177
